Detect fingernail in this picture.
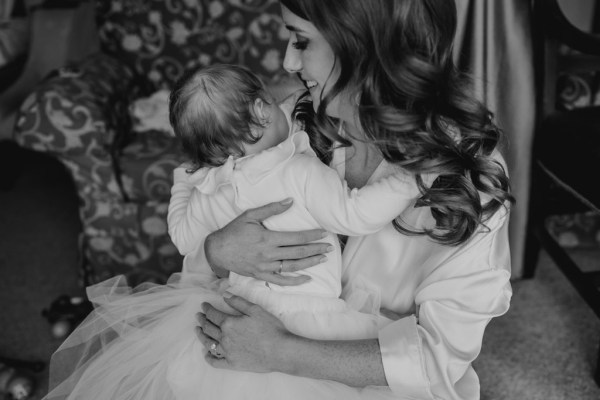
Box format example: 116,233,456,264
326,245,334,252
319,256,328,263
321,231,328,238
281,198,293,205
222,291,233,299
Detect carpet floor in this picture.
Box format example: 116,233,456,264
1,141,599,399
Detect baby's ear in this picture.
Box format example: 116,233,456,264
252,97,270,124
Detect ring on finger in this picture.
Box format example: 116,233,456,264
209,342,224,358
278,260,284,274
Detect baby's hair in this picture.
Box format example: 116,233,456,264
169,64,272,172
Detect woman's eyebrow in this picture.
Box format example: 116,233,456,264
285,24,306,34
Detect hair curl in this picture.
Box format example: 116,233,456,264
282,0,514,245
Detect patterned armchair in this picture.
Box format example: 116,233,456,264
13,0,302,285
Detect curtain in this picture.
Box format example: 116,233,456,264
0,0,15,21
453,0,536,278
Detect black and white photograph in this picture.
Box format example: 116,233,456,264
0,0,599,399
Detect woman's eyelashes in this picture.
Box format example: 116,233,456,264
291,37,308,50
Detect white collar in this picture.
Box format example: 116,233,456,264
189,130,316,194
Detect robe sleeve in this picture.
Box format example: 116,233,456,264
379,210,512,399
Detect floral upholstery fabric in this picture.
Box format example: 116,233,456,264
546,211,600,249
119,130,186,202
556,46,600,110
96,0,290,91
556,71,600,110
13,0,296,285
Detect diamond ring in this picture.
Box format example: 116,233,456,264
209,342,223,358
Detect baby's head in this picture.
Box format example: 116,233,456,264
169,64,289,171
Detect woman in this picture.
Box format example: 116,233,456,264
196,0,514,399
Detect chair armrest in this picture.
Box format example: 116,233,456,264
14,53,135,158
14,53,138,203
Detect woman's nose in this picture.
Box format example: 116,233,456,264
283,42,301,73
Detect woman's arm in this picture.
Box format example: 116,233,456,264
197,295,388,387
282,337,387,387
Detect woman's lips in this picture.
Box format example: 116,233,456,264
299,74,318,92
305,80,318,96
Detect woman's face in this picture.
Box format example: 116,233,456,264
281,5,352,119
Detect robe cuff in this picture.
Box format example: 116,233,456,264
378,315,433,399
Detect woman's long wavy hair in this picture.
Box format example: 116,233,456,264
282,0,514,246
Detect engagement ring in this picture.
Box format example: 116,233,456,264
209,342,223,358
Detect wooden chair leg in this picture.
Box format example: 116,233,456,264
522,226,541,279
522,162,545,279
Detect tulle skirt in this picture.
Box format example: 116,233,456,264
43,274,399,400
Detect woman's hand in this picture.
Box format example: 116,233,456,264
196,295,389,387
196,295,292,373
205,199,332,286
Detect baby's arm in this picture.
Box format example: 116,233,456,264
167,165,212,255
301,157,421,236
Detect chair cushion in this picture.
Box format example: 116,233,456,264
118,130,187,202
83,197,183,285
538,107,600,210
